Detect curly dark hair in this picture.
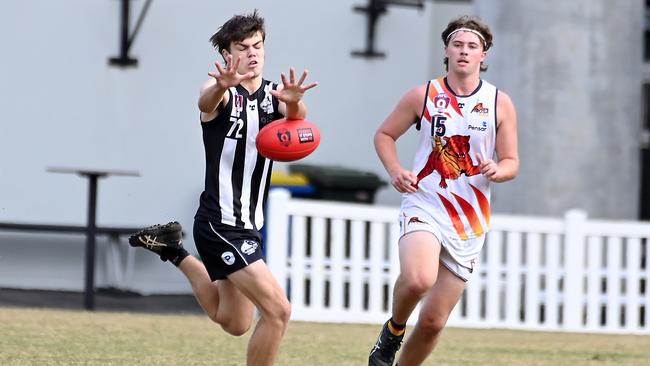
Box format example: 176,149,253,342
441,15,493,72
209,10,265,55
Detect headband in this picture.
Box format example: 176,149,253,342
446,28,487,49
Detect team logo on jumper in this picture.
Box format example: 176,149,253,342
471,102,489,115
297,128,314,143
260,84,274,114
433,93,451,111
240,240,259,256
221,251,236,265
277,129,292,146
468,121,488,132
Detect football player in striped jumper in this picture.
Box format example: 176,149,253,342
369,15,518,366
129,10,317,366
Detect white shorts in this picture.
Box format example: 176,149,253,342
399,208,484,282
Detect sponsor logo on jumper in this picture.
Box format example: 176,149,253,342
241,240,259,256
221,251,235,265
277,129,291,146
297,128,314,143
434,93,450,111
471,102,489,115
468,121,488,131
249,104,256,111
458,102,465,109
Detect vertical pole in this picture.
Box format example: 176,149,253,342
119,0,130,59
265,189,291,294
563,209,587,331
84,174,99,310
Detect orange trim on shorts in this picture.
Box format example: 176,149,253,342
437,193,469,240
451,192,484,237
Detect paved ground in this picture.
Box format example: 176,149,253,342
0,287,203,314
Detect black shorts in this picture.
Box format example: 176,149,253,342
193,220,265,281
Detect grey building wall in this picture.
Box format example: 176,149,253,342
476,0,644,219
0,0,467,293
0,0,646,294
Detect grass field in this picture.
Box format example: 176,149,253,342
1,306,649,365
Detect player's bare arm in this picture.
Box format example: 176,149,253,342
273,67,318,119
199,55,255,121
477,90,519,182
374,85,425,193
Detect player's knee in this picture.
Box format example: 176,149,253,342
403,276,435,297
261,297,291,327
417,314,447,336
273,297,292,325
221,321,252,337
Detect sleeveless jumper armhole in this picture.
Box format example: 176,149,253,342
493,88,499,131
201,88,233,125
416,81,431,131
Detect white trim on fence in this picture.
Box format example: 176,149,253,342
265,188,650,334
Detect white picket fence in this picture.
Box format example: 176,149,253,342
265,189,650,334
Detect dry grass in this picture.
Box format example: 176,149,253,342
0,306,648,365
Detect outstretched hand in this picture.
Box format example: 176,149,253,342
476,153,499,182
208,55,255,89
270,67,318,104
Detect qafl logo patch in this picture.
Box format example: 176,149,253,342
434,93,451,111
276,129,291,147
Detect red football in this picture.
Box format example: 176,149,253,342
256,118,320,162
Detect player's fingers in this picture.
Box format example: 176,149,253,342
406,171,418,184
241,71,255,80
280,72,288,85
232,55,242,72
208,71,218,79
476,153,483,164
289,67,296,84
297,69,308,85
214,62,226,75
301,82,319,92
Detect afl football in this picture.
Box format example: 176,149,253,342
256,118,320,162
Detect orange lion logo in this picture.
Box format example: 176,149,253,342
416,135,480,189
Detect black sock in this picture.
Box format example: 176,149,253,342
161,247,189,267
388,318,406,336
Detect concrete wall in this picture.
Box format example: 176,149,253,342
476,0,645,218
0,0,645,294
